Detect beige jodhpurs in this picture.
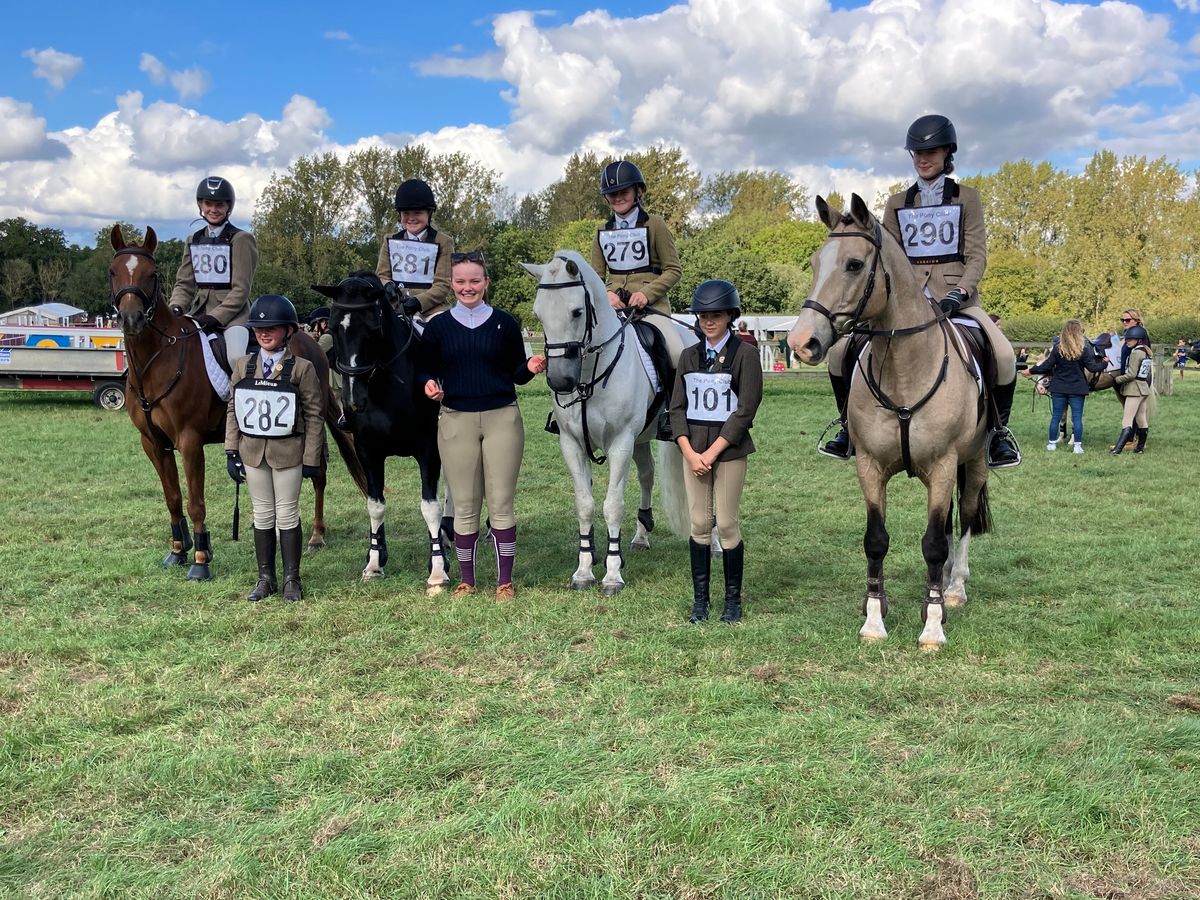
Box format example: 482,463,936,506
1121,394,1150,428
438,403,524,534
826,307,1016,385
682,455,747,549
245,462,302,530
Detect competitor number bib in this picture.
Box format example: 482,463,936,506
235,385,297,437
190,243,232,286
684,372,738,424
895,204,963,265
388,239,438,286
597,227,650,273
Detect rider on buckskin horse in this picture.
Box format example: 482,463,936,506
585,159,684,440
169,176,257,365
819,115,1020,469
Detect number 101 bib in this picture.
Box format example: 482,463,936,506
684,371,738,424
895,204,963,265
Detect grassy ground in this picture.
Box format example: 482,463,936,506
1,376,1197,899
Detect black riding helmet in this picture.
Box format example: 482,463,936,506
905,115,958,152
394,178,437,212
249,294,299,329
305,306,331,325
599,160,646,196
196,176,235,214
687,279,741,316
1123,324,1150,343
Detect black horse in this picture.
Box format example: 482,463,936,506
313,271,451,592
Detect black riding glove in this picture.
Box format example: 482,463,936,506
302,464,321,480
400,294,422,317
225,450,246,484
939,288,968,316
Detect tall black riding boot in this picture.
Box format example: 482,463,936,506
279,525,304,602
246,527,277,602
1110,426,1134,455
720,541,745,624
987,379,1021,468
687,538,711,623
1133,427,1149,453
820,373,853,459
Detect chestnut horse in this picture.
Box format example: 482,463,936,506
788,195,993,650
110,225,366,579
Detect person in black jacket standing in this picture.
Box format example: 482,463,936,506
669,280,763,624
1024,319,1106,453
421,252,546,602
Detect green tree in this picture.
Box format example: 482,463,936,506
702,170,808,220
1,259,35,308
542,151,608,227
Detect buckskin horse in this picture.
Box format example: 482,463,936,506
312,271,452,594
524,251,692,595
110,225,366,578
788,195,993,650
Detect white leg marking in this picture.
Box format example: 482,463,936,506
363,497,386,579
944,529,972,608
420,498,449,591
859,596,888,642
918,598,947,651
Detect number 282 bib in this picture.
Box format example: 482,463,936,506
895,204,963,265
234,357,298,438
683,371,738,424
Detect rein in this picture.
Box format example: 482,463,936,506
538,263,633,465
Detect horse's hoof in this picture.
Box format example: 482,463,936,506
918,638,946,652
601,582,624,597
162,551,187,568
570,578,595,591
425,583,447,597
630,538,651,551
361,569,385,581
944,591,967,609
186,564,212,581
307,540,326,553
859,626,888,642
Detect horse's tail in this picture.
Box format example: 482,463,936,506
657,439,690,539
326,387,369,497
956,463,993,536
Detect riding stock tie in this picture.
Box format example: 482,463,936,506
263,357,274,379
706,348,718,370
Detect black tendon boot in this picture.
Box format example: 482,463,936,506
720,542,745,624
1110,426,1135,455
987,379,1021,468
279,525,304,602
247,527,277,602
688,538,711,623
1133,427,1149,454
820,373,853,459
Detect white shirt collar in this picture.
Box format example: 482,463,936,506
917,174,946,207
615,206,641,229
706,331,732,354
259,349,284,371
450,301,493,329
404,229,428,241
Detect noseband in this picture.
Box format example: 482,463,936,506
111,246,161,320
801,222,891,336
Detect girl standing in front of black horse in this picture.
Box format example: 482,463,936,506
420,253,547,601
225,295,324,603
670,280,763,624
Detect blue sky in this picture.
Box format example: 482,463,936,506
2,0,1200,243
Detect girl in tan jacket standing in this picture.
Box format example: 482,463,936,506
670,280,763,625
1110,324,1154,455
225,295,324,602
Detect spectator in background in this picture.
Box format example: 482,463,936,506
777,332,793,369
1111,324,1154,454
736,320,758,348
1024,319,1106,454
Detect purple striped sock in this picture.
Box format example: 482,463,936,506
491,525,516,585
455,532,478,586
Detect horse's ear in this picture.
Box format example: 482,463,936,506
519,262,544,279
311,283,340,299
849,194,873,230
110,224,125,251
815,195,839,230
143,226,157,255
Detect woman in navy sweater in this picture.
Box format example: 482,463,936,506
421,252,546,600
1024,319,1106,453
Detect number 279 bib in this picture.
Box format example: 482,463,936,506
895,204,963,265
597,227,650,273
684,371,738,424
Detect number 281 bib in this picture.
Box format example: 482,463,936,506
895,204,963,265
683,371,738,424
387,239,439,286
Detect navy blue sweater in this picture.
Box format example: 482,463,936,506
1029,343,1106,395
420,308,534,412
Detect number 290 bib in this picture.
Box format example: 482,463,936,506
895,204,963,265
684,371,738,424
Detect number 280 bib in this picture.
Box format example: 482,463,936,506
895,204,963,265
683,372,738,424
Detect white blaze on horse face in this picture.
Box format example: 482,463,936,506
125,255,139,278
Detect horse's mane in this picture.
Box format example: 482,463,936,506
546,249,609,302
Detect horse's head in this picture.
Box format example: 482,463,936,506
110,224,160,336
789,193,889,365
524,250,607,393
313,270,398,414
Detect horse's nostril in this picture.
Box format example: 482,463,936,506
805,338,823,358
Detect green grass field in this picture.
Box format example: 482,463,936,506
1,376,1198,899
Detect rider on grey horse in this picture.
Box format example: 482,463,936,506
169,176,256,366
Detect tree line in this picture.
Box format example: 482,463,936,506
4,146,1199,341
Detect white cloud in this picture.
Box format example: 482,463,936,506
324,30,352,40
22,47,83,90
1175,0,1200,13
0,98,70,161
139,53,211,100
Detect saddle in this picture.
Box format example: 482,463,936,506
948,317,993,427
631,317,676,439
